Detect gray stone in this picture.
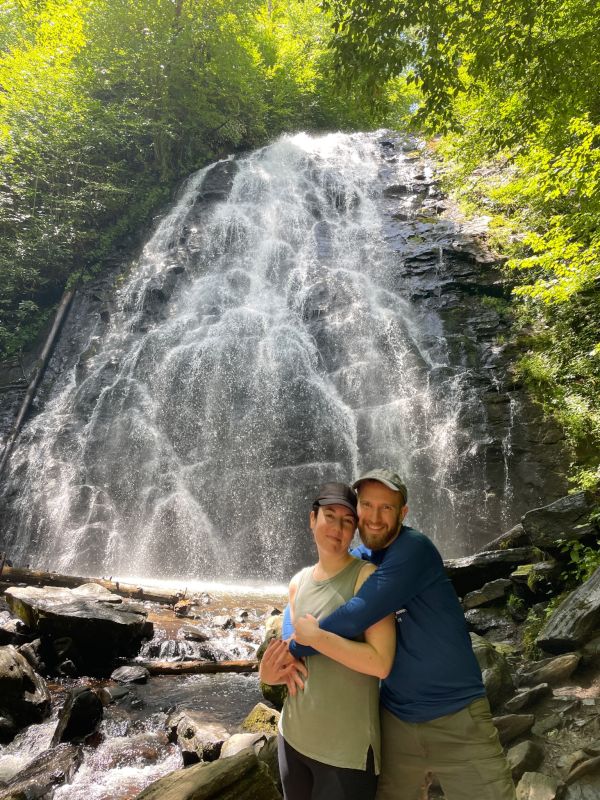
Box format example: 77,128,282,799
51,686,103,745
471,633,514,710
111,665,150,684
5,585,153,675
507,741,545,782
563,779,600,800
241,703,280,735
521,492,598,548
463,579,513,609
0,645,50,741
505,684,552,713
493,714,535,745
464,606,515,638
179,624,211,642
167,710,229,765
516,771,564,799
133,746,281,800
220,733,270,760
581,634,600,666
536,568,600,653
212,616,235,630
481,524,530,552
531,713,563,736
566,756,600,784
445,548,544,596
518,653,581,686
0,743,82,798
71,583,122,602
511,561,562,595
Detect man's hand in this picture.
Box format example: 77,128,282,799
259,638,308,696
294,613,321,646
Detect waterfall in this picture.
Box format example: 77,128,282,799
0,132,515,582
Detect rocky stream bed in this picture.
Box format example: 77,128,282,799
1,490,600,799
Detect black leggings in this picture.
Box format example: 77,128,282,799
278,735,378,800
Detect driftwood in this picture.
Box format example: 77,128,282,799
132,659,258,675
0,564,183,605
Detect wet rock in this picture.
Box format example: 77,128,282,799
563,779,600,800
0,645,50,741
16,639,43,673
536,568,600,653
111,665,150,684
493,714,535,745
507,741,545,782
96,684,130,706
463,579,513,609
71,583,122,602
0,743,82,798
167,710,229,765
505,684,552,713
445,548,543,596
133,747,280,800
197,159,239,201
174,595,212,619
471,633,514,710
518,653,581,686
5,585,153,675
521,492,598,548
212,616,235,630
241,703,281,735
464,606,516,638
51,686,103,745
516,771,564,799
179,624,211,642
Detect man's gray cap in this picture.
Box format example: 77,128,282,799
352,469,408,503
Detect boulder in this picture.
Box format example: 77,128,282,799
445,548,543,596
212,616,235,631
0,743,82,798
5,585,153,675
0,645,50,741
220,733,271,760
464,607,516,639
470,633,514,710
518,653,581,686
536,568,600,653
507,741,545,782
179,625,211,642
51,686,103,745
167,710,229,765
481,524,530,552
463,579,513,609
531,713,563,737
566,756,600,784
516,771,564,800
493,714,535,745
505,684,552,713
133,746,281,800
111,665,150,684
511,561,562,596
581,634,600,667
521,492,598,548
241,703,281,735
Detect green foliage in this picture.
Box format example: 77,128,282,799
521,592,569,660
558,538,600,586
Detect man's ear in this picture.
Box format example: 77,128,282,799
400,504,409,522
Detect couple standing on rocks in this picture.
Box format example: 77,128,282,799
260,468,516,800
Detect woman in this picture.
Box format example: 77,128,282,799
260,482,396,800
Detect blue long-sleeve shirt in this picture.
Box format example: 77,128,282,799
285,525,485,723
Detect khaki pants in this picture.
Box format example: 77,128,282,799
376,698,516,800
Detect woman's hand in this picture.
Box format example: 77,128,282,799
294,613,321,646
259,638,308,696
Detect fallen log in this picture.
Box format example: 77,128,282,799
0,564,183,606
131,659,258,675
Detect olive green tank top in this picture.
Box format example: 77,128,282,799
280,557,381,772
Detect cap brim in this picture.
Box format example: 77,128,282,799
318,497,358,517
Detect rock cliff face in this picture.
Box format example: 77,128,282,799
0,132,570,576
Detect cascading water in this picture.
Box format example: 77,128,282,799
0,132,521,581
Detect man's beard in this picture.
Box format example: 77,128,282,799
359,523,401,551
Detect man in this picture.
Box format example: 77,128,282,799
263,469,516,800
